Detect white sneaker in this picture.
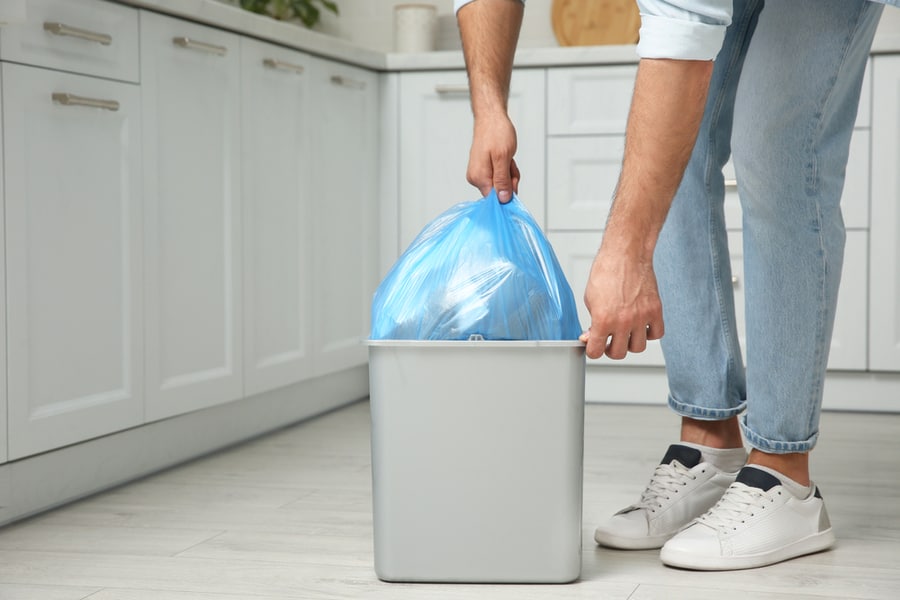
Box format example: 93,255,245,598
660,466,836,570
594,444,739,550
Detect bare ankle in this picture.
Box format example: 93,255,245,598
681,416,743,450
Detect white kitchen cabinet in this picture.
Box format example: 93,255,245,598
240,38,314,396
140,12,243,420
545,66,633,233
397,68,546,248
870,55,900,372
2,62,143,459
0,74,6,465
309,57,378,376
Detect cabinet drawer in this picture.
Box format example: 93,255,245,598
0,0,138,83
546,136,623,230
548,66,636,135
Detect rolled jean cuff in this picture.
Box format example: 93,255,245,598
740,415,819,454
668,394,746,420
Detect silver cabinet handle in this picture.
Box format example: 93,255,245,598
44,21,112,46
52,92,119,111
330,75,366,90
263,58,304,74
172,36,227,56
725,179,738,189
732,275,740,286
435,84,469,95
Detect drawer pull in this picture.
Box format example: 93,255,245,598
725,178,738,189
435,84,470,95
43,21,112,46
263,58,304,74
330,75,366,90
52,92,119,112
172,37,227,56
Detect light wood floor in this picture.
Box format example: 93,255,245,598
0,400,898,599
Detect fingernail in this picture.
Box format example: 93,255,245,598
498,190,511,203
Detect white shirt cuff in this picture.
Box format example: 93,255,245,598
454,0,525,14
636,13,727,60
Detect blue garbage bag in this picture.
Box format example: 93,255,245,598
370,190,582,340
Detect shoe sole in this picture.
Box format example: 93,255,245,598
594,528,673,550
659,528,836,571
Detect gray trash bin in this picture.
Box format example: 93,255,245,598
367,339,586,583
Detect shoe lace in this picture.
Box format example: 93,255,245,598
634,461,700,513
698,483,774,533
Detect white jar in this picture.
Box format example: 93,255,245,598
393,3,437,53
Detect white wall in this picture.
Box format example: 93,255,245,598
317,0,557,52
227,0,900,53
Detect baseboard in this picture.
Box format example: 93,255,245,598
0,366,369,527
585,365,900,412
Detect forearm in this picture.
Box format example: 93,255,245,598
602,58,713,259
457,0,524,120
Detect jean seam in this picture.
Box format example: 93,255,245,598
804,3,869,439
705,0,761,403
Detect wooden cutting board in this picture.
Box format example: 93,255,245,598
551,0,641,46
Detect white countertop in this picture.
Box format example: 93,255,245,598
120,0,900,71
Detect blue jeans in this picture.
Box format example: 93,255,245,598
655,0,883,453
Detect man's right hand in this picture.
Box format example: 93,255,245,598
467,114,520,203
457,0,524,203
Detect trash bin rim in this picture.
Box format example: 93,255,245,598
365,339,585,349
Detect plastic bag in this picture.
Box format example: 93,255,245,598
370,190,582,341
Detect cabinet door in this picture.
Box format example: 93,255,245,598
2,63,143,459
309,58,378,375
0,74,6,465
398,69,546,248
240,38,314,396
870,55,900,372
141,12,243,419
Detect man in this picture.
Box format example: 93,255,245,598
455,0,889,570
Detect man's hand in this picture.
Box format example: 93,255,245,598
468,113,520,202
457,0,523,203
580,246,664,359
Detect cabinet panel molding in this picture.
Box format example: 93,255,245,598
240,38,315,396
2,63,143,459
310,58,379,376
547,66,636,135
140,12,243,420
